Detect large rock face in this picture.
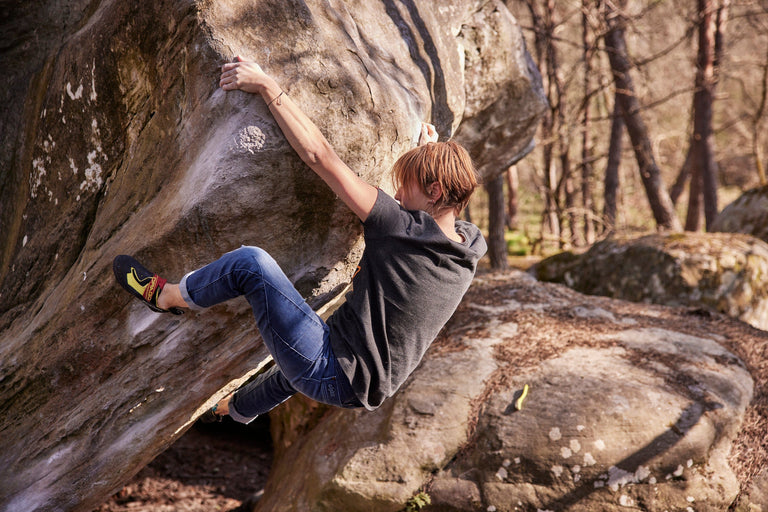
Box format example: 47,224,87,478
531,232,768,331
256,271,765,512
0,1,545,511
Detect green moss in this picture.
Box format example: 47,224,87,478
403,492,431,512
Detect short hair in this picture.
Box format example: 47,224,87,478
391,140,479,214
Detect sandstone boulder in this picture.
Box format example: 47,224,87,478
256,271,766,511
531,232,768,331
711,185,768,242
261,324,500,511
0,1,545,511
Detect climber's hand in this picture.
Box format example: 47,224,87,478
220,56,266,94
417,122,439,146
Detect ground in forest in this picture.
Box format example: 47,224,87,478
94,416,273,512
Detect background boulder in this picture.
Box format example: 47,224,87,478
531,232,768,331
256,271,766,512
0,1,545,511
711,185,768,243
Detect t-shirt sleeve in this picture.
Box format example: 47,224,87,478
363,189,425,239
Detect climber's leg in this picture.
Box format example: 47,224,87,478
201,365,296,424
179,246,360,411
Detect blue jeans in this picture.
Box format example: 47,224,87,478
179,246,360,423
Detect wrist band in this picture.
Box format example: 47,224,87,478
267,91,284,107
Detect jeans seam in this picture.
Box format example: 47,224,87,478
263,280,324,328
270,329,315,366
262,279,325,369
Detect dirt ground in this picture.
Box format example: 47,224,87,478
94,417,273,512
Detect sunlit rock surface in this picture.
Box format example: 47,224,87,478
711,184,768,243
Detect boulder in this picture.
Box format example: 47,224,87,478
531,232,768,331
255,271,765,511
711,185,768,243
0,1,545,511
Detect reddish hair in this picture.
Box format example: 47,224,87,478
392,141,478,213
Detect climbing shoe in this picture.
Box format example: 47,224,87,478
113,255,183,315
199,404,223,424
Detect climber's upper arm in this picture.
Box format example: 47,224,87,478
305,140,378,222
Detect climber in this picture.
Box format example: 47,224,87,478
113,56,487,423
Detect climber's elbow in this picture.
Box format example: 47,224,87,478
305,139,337,171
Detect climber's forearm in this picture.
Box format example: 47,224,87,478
260,79,337,171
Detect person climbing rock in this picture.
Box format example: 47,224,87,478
113,56,487,423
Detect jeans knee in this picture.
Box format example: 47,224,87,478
225,246,283,293
230,246,273,269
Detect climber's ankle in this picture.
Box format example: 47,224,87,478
215,395,231,416
157,284,188,311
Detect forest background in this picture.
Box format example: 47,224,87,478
470,0,768,268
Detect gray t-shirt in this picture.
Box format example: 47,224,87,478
328,190,487,410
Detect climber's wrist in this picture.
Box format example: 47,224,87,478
256,75,281,102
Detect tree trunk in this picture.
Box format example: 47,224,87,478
686,0,720,230
542,149,561,244
603,97,623,235
582,0,596,244
547,0,573,248
526,0,561,247
750,19,767,184
685,157,704,231
602,1,682,231
523,0,546,69
753,44,768,185
506,166,519,230
670,148,692,206
562,149,577,248
486,173,509,270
